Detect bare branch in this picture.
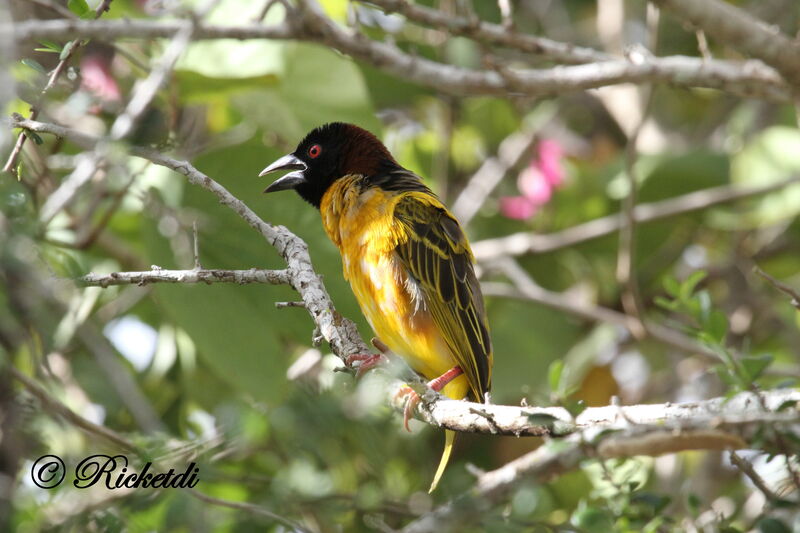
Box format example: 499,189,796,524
472,176,800,261
390,373,800,439
364,0,609,64
2,17,791,101
9,115,371,363
653,0,800,86
401,389,800,533
754,266,800,309
78,268,291,287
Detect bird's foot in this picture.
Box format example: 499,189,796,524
345,353,388,379
395,366,464,432
394,385,420,432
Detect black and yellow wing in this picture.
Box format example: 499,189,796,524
392,187,492,401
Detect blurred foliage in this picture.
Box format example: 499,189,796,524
2,0,800,531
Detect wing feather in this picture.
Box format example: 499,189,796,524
393,189,492,401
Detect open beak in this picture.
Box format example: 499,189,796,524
259,154,307,193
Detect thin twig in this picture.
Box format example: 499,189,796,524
9,366,139,453
79,268,291,287
754,266,800,309
616,9,659,340
729,451,782,503
185,489,313,533
489,257,715,357
472,176,800,261
192,221,202,270
451,129,538,225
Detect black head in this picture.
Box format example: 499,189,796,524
260,122,399,208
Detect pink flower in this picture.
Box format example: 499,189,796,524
500,195,538,220
80,49,121,106
537,139,564,187
517,165,552,205
499,139,565,220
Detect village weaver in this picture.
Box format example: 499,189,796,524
260,123,492,492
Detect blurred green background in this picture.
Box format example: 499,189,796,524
2,0,800,531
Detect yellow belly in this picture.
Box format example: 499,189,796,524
346,249,469,400
320,178,469,400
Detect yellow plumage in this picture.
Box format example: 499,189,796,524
261,122,492,492
320,173,492,491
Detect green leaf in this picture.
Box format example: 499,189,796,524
713,364,739,388
548,359,564,393
654,295,679,311
631,492,671,514
21,58,46,74
24,131,44,145
571,505,614,530
680,270,707,300
740,353,774,381
38,40,62,52
706,310,728,344
776,399,798,411
67,0,91,17
696,290,712,322
731,126,800,224
664,277,680,298
60,40,76,61
34,48,59,54
527,413,559,428
757,517,791,533
566,399,586,418
686,493,701,517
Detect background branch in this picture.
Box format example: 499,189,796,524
2,16,791,101
653,0,800,86
472,176,800,261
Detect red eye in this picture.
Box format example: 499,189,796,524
308,144,322,159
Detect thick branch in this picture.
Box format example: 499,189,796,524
401,389,800,533
364,0,610,64
653,0,800,86
2,16,791,101
79,268,291,287
472,176,800,261
387,380,800,437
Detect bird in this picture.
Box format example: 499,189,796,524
260,122,492,492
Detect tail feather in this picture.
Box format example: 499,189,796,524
429,429,456,493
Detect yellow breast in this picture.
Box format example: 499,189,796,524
319,177,468,399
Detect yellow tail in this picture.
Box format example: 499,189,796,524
429,429,456,493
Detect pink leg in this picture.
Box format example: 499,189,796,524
345,353,388,379
395,366,463,431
